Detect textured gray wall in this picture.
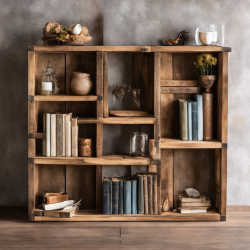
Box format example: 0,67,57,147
0,0,247,206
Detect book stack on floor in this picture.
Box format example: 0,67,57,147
34,193,79,218
103,173,158,215
176,194,211,214
179,94,203,141
43,113,78,157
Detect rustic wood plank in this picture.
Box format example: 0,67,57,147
103,52,109,117
160,53,172,80
157,164,161,215
28,133,45,139
215,149,221,213
161,87,201,94
96,123,103,157
161,80,199,86
96,52,103,119
220,148,227,216
28,51,36,96
34,95,98,102
77,117,156,124
151,46,225,53
109,110,150,117
96,165,102,210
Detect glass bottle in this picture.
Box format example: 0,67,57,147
130,132,148,157
41,61,59,95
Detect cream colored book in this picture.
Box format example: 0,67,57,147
43,113,46,156
179,99,188,141
71,117,78,157
46,113,51,157
65,114,72,157
50,114,56,157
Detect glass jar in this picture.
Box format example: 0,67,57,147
130,132,148,157
41,61,59,95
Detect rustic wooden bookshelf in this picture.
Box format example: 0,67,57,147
28,45,230,222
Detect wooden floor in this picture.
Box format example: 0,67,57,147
0,212,250,249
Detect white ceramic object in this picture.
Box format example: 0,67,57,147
195,28,214,45
69,24,82,35
185,188,200,198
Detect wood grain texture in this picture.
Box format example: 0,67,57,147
109,110,150,117
96,165,102,210
160,53,172,80
96,51,103,119
161,80,199,86
77,117,156,124
34,95,98,101
96,123,103,157
161,87,201,94
103,52,109,117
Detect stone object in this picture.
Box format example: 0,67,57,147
70,72,93,95
69,24,82,35
162,196,171,211
185,188,200,198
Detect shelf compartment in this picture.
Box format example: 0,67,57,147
33,208,220,222
77,117,156,124
33,95,98,102
34,155,158,165
159,138,222,149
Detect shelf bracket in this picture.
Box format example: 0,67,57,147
222,143,227,148
150,159,161,165
28,95,34,102
97,95,103,101
28,46,34,51
220,215,226,221
28,158,34,164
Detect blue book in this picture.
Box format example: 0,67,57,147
131,179,137,214
103,177,110,214
193,94,203,141
118,179,123,214
187,100,193,140
192,102,198,140
124,179,131,214
112,178,119,214
109,178,112,214
137,174,144,214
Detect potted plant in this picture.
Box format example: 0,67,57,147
194,53,217,93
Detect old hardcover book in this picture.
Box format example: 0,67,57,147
124,179,131,214
179,194,206,203
46,113,51,156
43,192,68,204
137,174,144,214
181,200,211,207
131,179,137,214
103,177,110,214
43,113,46,156
193,94,203,141
118,178,124,214
71,117,78,157
152,173,158,214
50,114,56,157
147,174,153,214
109,178,112,215
179,99,188,140
187,100,193,140
56,113,66,157
143,175,148,214
178,207,209,213
65,114,72,157
192,101,198,140
42,200,74,211
112,177,119,214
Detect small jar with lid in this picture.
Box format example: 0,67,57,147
41,61,59,95
78,138,92,157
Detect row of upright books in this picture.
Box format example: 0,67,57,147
103,173,158,215
179,94,203,141
43,113,78,157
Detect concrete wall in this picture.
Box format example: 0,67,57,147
0,0,248,206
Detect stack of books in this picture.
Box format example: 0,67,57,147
179,94,203,141
103,173,158,215
34,193,79,218
176,194,211,214
43,113,78,157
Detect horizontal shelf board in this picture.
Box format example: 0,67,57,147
33,208,220,222
34,155,154,165
33,95,98,102
161,87,201,94
159,138,222,149
77,117,156,124
161,80,199,87
150,46,230,53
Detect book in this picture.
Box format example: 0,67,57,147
180,200,211,207
193,94,203,141
177,207,209,213
112,177,119,214
50,113,56,157
43,192,68,204
118,178,123,214
179,194,206,203
46,113,51,156
179,99,188,140
131,179,137,214
63,114,66,156
42,200,75,211
34,205,79,218
137,174,144,214
56,113,66,157
152,173,158,214
71,117,78,157
124,179,131,214
43,113,46,156
143,174,148,214
191,101,198,140
109,178,112,214
147,174,153,215
65,113,72,157
103,177,110,214
187,100,193,140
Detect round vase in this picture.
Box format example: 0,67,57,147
198,75,216,93
70,72,93,95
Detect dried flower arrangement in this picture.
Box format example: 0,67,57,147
194,53,217,75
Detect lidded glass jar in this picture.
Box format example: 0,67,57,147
41,61,59,95
130,132,148,157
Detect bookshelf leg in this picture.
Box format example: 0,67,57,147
96,165,102,211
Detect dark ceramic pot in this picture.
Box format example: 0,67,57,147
198,75,216,93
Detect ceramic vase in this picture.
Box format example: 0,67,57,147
70,72,92,95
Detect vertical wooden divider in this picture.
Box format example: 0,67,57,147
103,52,109,118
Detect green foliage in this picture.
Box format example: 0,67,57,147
49,25,69,42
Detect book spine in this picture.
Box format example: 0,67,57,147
118,179,123,214
50,114,56,157
187,101,192,140
131,179,137,214
109,179,112,215
147,175,153,214
143,175,148,214
103,179,109,214
179,100,188,140
46,113,51,156
65,115,71,157
112,181,119,214
63,115,66,156
192,102,198,140
71,118,78,157
124,180,131,214
152,174,158,214
56,114,63,157
197,95,203,141
137,175,144,214
43,113,46,156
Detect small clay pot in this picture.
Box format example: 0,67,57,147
198,75,216,93
78,138,92,157
71,72,93,95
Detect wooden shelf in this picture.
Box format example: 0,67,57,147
33,208,220,222
33,155,158,165
33,95,98,102
78,117,156,124
159,138,222,149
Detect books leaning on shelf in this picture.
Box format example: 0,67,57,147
103,173,158,215
179,94,203,141
43,113,78,157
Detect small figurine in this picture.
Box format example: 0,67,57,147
166,30,189,46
